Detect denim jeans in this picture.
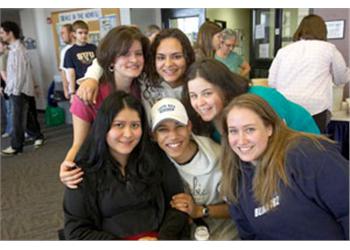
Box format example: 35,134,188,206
5,98,13,134
1,95,6,134
0,95,13,135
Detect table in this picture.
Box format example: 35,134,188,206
327,111,349,159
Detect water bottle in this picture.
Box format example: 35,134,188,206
194,225,210,240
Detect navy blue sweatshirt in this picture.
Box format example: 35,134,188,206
229,138,349,240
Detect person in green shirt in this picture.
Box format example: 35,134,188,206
215,28,250,78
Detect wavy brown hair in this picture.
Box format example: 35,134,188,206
293,14,327,41
182,58,249,135
183,58,249,106
96,25,149,89
146,28,195,87
220,93,332,206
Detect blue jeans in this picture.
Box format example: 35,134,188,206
0,96,12,135
5,98,13,134
1,95,6,134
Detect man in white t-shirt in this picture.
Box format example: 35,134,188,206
151,98,239,240
59,24,74,99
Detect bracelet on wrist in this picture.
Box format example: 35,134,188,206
202,204,209,218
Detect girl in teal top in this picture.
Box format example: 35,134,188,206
182,59,320,143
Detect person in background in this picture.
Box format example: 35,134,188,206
145,24,161,44
64,91,189,240
150,98,238,240
0,38,11,138
0,21,43,156
64,20,96,101
268,14,350,133
193,20,223,60
220,93,349,240
215,28,250,78
59,23,75,100
59,26,149,189
182,58,320,144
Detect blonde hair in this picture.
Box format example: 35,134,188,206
220,28,237,41
220,94,332,206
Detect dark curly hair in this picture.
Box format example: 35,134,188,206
145,28,195,87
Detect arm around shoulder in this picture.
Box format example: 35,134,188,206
77,58,103,83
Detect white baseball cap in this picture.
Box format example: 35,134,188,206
151,98,189,131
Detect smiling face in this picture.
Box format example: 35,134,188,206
153,119,193,164
227,107,272,165
155,38,187,88
106,107,142,164
113,40,144,81
188,76,225,122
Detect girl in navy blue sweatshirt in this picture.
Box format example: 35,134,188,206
220,93,349,240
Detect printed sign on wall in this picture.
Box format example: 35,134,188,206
58,9,102,23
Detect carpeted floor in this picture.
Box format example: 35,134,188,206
0,118,72,240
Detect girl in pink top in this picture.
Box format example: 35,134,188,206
60,26,149,188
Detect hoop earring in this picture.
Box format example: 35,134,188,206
108,65,114,72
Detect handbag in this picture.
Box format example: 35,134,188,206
45,105,65,127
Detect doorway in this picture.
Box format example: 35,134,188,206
250,8,310,78
161,8,205,44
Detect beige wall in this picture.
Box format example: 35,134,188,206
206,8,251,62
314,8,350,65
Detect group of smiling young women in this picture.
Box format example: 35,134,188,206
60,24,349,240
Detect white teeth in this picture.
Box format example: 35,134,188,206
199,108,210,113
167,142,181,148
164,69,177,74
238,146,253,153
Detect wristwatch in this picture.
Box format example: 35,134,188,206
202,205,209,218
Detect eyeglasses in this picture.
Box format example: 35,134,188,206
224,43,235,49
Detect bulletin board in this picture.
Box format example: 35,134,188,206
50,8,121,68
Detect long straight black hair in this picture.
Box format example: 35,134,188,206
75,91,154,180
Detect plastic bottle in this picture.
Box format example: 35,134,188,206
194,225,210,240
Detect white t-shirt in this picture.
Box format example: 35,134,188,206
59,44,73,71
